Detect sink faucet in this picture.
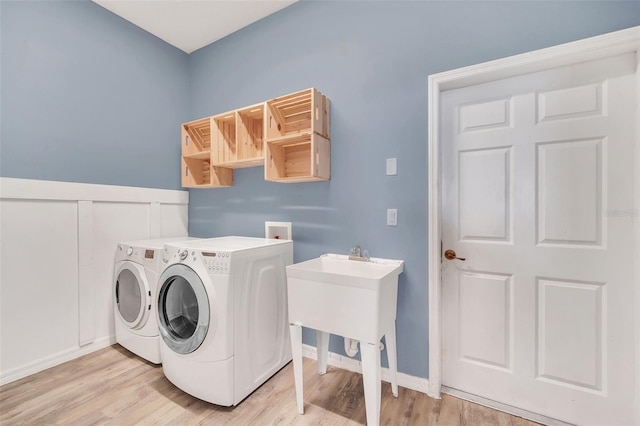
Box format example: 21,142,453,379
350,245,370,261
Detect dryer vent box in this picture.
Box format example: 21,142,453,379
265,221,292,240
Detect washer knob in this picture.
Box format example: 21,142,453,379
126,247,134,256
179,249,188,261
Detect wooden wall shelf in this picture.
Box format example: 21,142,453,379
182,117,211,156
265,133,330,182
211,103,265,169
181,158,233,188
181,88,330,188
266,88,330,141
181,118,232,188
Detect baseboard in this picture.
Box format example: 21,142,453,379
0,336,116,386
301,344,429,394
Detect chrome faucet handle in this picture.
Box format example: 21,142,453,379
351,245,361,257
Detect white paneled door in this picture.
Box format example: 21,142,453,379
441,52,637,425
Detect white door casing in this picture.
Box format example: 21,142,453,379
427,26,640,425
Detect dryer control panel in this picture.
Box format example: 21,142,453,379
201,251,230,273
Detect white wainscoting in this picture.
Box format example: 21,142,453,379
0,178,189,385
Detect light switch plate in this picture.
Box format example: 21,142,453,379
387,209,398,226
386,158,397,176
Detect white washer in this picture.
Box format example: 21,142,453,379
113,237,198,364
157,236,293,405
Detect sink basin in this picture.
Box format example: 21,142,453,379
286,254,404,342
287,253,403,287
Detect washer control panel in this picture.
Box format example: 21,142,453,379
201,251,230,273
118,245,154,264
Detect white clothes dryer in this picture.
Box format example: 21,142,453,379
113,237,197,364
157,236,293,405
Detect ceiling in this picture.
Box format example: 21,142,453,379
92,0,298,54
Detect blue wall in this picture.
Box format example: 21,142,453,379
187,1,640,378
0,1,189,190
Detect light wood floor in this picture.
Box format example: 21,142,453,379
1,345,539,425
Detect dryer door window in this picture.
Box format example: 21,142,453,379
114,263,151,329
158,264,210,355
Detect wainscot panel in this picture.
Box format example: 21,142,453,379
0,178,189,385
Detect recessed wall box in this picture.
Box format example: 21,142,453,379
265,221,292,240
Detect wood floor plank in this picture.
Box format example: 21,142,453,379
0,345,539,425
405,388,442,426
431,394,463,426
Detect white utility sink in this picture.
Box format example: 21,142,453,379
286,253,404,426
287,253,403,343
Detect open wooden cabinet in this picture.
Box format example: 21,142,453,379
180,88,330,188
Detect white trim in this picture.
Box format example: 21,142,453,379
77,200,95,346
301,344,429,395
149,202,162,239
0,177,188,204
433,26,640,92
442,386,573,426
0,336,115,386
634,51,640,425
427,25,640,407
427,74,442,399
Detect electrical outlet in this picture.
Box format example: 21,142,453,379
387,209,398,226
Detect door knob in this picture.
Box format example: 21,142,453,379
444,249,466,261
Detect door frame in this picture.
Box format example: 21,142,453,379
427,26,640,418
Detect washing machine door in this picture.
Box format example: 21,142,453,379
114,262,151,330
157,264,211,355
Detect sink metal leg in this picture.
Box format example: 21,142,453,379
386,323,399,398
361,341,381,426
290,323,304,414
316,330,330,375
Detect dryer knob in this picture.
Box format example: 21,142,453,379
179,250,188,261
126,247,134,256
